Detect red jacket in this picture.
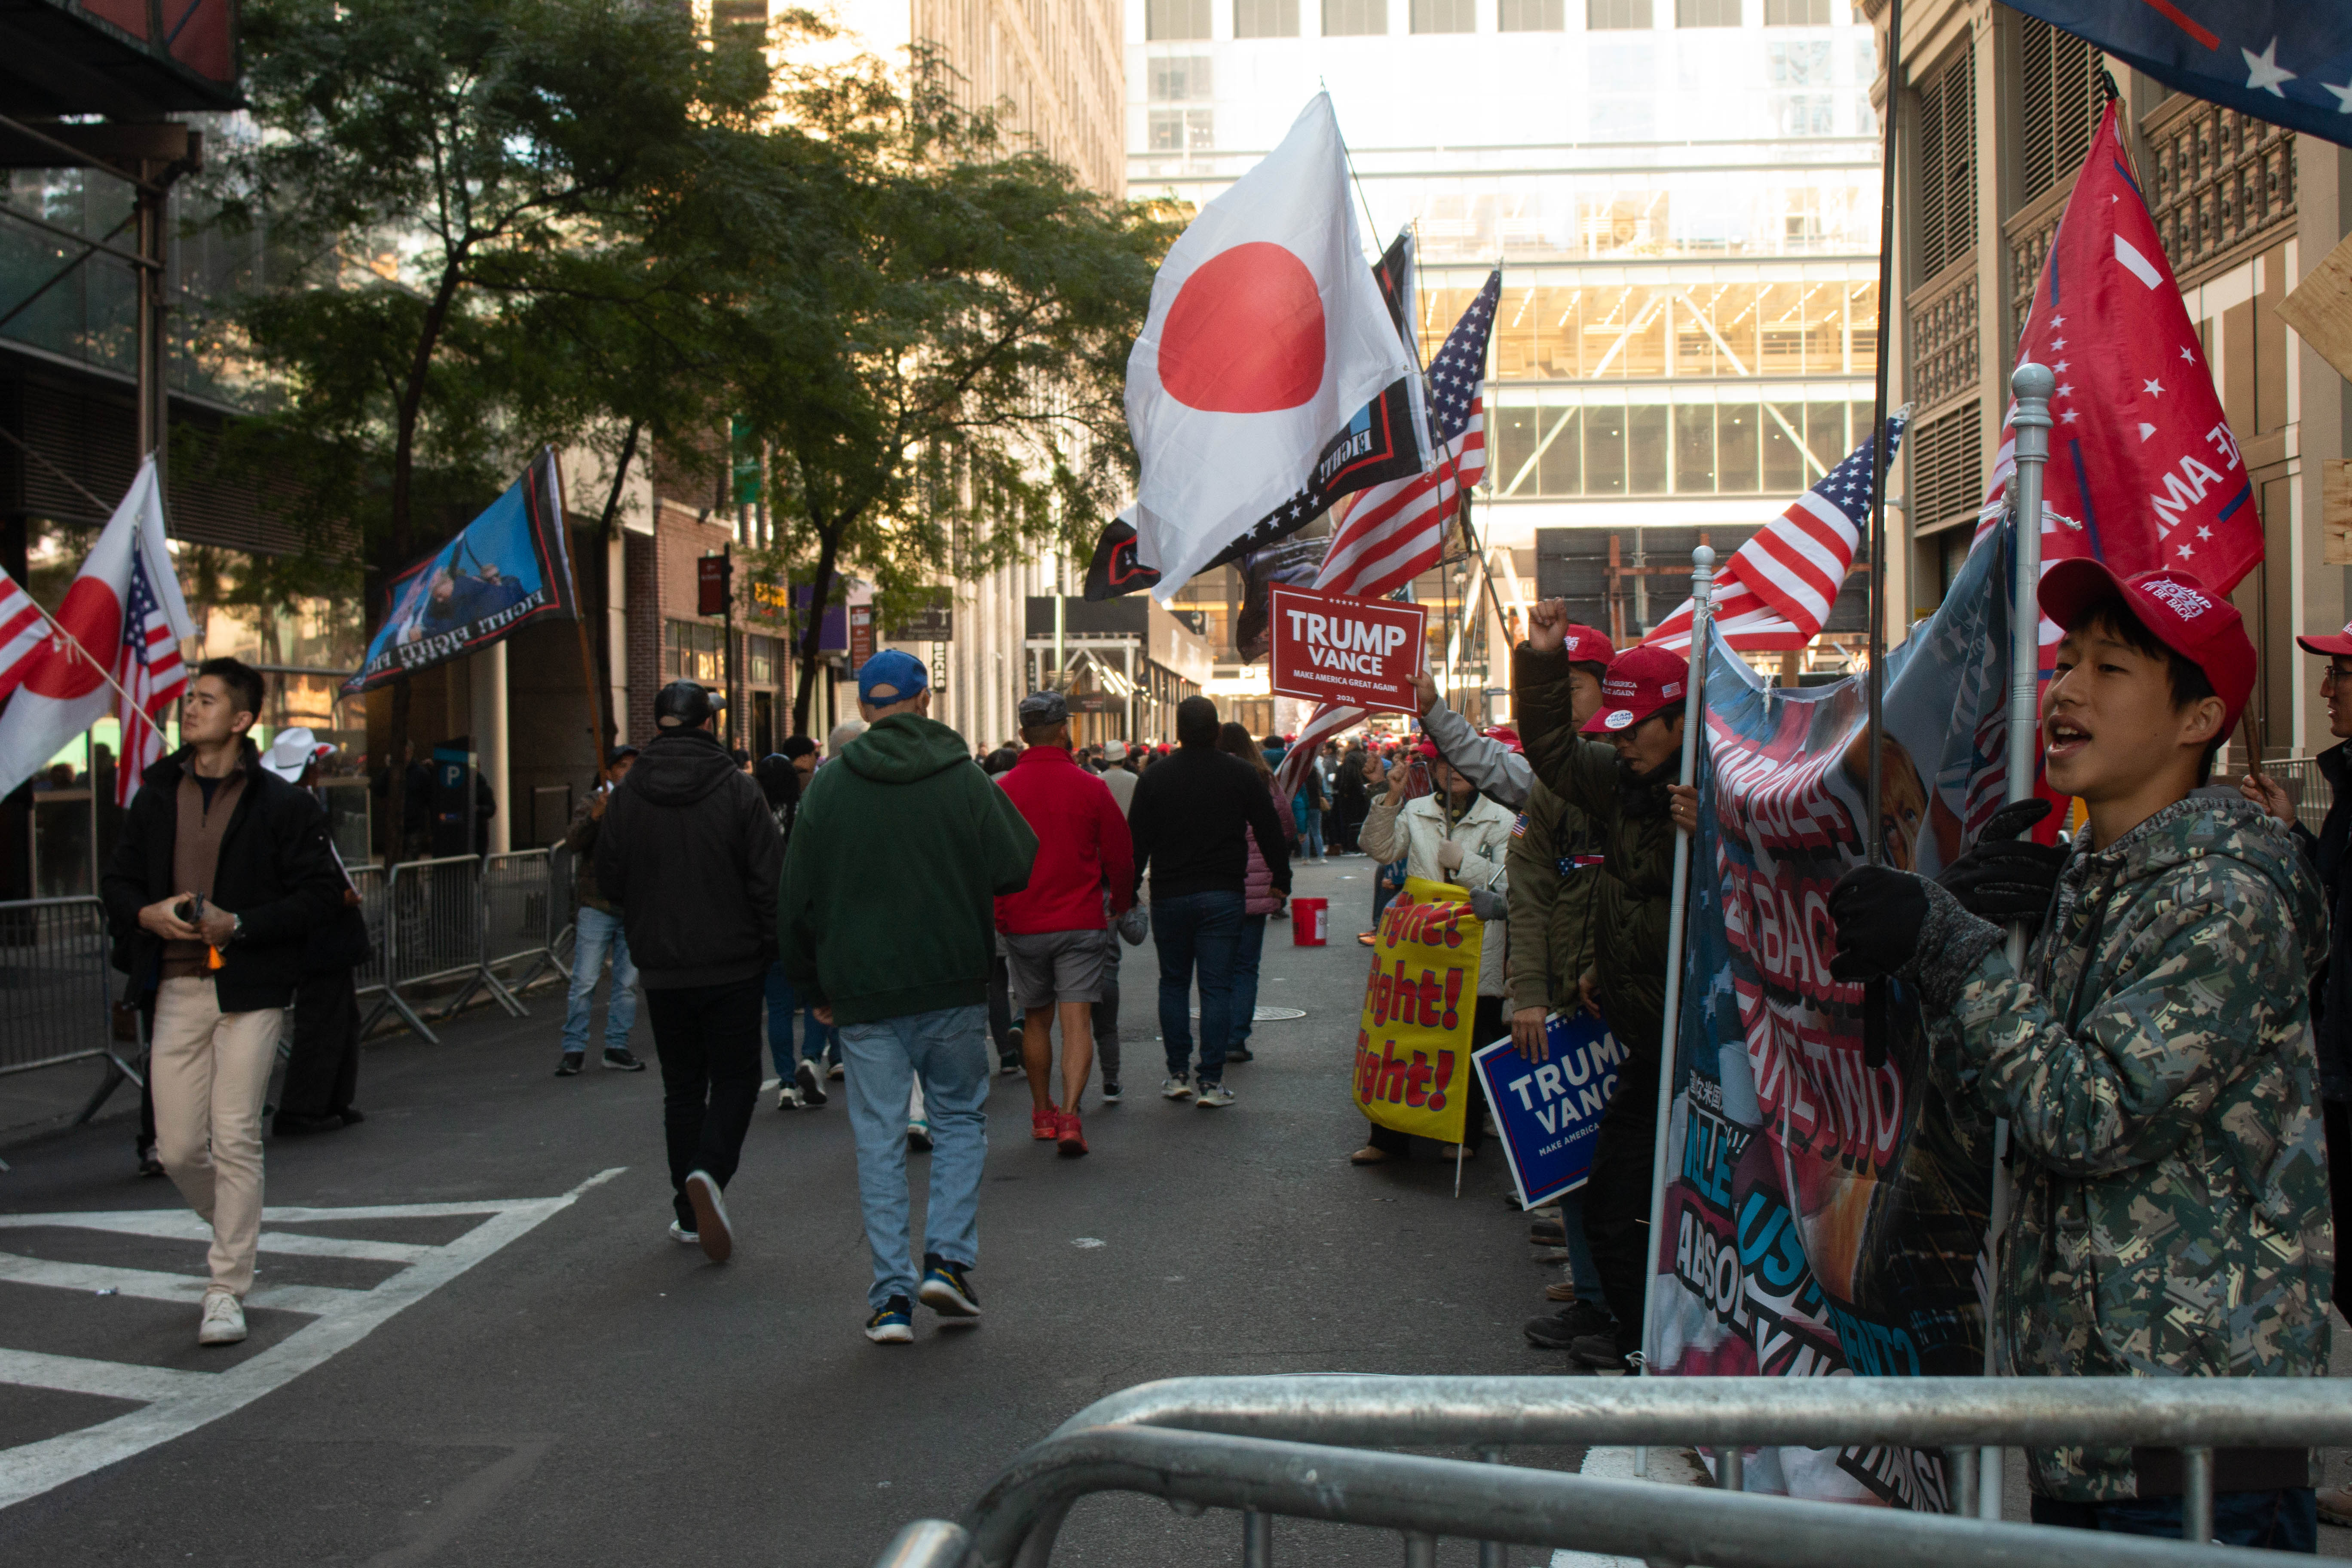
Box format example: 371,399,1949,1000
994,745,1136,934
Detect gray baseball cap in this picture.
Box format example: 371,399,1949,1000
1018,690,1068,727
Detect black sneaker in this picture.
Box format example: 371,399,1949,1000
1100,1080,1123,1103
339,1107,366,1126
273,1111,346,1137
602,1048,645,1072
1225,1046,1255,1063
1569,1331,1637,1372
795,1057,828,1107
1524,1301,1616,1349
136,1144,165,1179
555,1054,585,1076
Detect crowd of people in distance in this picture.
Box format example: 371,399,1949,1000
88,548,2350,1548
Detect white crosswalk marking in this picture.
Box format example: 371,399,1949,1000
0,1167,624,1512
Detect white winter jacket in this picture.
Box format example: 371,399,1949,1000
1360,787,1515,997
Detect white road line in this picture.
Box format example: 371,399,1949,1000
0,1165,626,1513
0,1253,364,1317
0,1211,430,1261
0,1348,209,1404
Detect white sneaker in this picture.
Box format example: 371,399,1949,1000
1195,1082,1236,1109
1160,1075,1195,1101
198,1289,246,1346
684,1170,732,1263
796,1057,828,1108
776,1083,800,1111
670,1219,700,1245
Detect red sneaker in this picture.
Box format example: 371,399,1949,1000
1030,1106,1059,1141
1057,1110,1088,1158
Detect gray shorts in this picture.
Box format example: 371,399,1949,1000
1003,928,1112,1008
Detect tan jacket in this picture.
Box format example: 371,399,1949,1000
1361,787,1514,997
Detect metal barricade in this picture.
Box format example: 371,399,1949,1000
0,896,124,1079
350,863,438,1044
876,1375,2352,1568
482,849,563,999
383,854,524,1029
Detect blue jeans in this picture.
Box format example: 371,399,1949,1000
1153,890,1244,1084
836,1004,989,1309
562,905,637,1055
1300,807,1324,859
1370,859,1407,929
1230,913,1268,1047
2030,1488,2315,1551
763,961,833,1079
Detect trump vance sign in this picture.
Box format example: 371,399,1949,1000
1268,581,1425,713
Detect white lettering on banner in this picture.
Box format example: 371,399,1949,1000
2149,455,2226,530
2205,422,2242,470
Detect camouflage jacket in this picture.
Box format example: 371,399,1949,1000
1504,778,1606,1014
1910,796,2335,1503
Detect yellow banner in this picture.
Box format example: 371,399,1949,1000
1353,875,1482,1142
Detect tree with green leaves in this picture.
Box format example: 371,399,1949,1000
208,0,770,844
722,58,1177,735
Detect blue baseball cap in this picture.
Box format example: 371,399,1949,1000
858,649,929,706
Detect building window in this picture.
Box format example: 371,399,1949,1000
1147,108,1215,151
1914,49,1976,283
1146,0,1211,40
1410,0,1472,31
1149,54,1212,100
1234,0,1298,35
665,620,722,683
1586,0,1650,26
2016,13,2103,205
1762,0,1827,21
711,0,766,28
1322,0,1385,35
1498,0,1563,28
1906,400,1983,533
1674,0,1736,23
747,634,778,687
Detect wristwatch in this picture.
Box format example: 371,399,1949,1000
230,913,244,943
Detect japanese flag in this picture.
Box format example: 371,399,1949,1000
1126,94,1418,603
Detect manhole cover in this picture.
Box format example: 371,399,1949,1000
1187,1005,1307,1022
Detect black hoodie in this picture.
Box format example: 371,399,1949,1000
597,727,782,988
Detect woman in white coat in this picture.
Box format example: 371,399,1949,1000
1351,740,1515,1164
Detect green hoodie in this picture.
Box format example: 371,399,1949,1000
1911,795,2334,1503
778,712,1037,1025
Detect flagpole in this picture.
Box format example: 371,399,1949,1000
1637,545,1712,1474
1859,0,1901,1090
9,586,163,735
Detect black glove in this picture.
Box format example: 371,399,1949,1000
1827,864,1929,984
1935,798,2066,925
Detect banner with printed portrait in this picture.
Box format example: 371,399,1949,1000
345,447,576,694
1353,875,1483,1143
1651,529,2018,1508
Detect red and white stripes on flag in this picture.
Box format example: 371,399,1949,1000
0,567,49,703
114,548,187,807
1645,414,1906,653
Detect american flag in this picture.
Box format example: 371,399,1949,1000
113,546,186,807
1275,274,1501,800
0,566,49,703
1317,270,1498,601
1645,413,1907,653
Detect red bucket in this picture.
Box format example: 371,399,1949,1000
1291,897,1328,946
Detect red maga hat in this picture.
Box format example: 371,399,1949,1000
1580,645,1690,735
1559,623,1614,667
2039,558,2257,732
2295,618,2352,658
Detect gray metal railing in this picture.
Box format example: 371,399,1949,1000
482,849,563,997
877,1375,2352,1568
2221,756,2334,836
0,896,129,1080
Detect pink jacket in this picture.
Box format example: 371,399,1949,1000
1243,777,1296,917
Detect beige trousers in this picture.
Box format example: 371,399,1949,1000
150,976,282,1296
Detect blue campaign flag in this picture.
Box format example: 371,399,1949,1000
2007,3,2352,149
1474,1012,1626,1211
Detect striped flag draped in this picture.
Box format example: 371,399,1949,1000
114,547,188,807
0,567,49,703
1275,274,1502,801
1644,413,1906,653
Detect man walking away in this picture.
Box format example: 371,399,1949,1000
1213,723,1294,1065
779,651,1036,1343
1833,563,2331,1550
558,744,646,1076
263,729,374,1136
995,692,1134,1155
755,752,831,1109
1089,741,1141,1102
597,682,781,1262
101,658,343,1346
1096,740,1138,815
1128,696,1291,1108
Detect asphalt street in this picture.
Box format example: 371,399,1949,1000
0,856,1592,1567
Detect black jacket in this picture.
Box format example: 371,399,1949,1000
100,741,346,1011
1128,745,1292,901
2291,741,2352,1101
597,728,782,989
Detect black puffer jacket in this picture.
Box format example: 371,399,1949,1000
100,741,346,1011
1516,643,1679,1073
596,728,782,989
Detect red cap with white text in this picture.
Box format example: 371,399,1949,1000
1580,645,1690,735
2294,619,2352,658
1559,623,1614,668
2039,558,2257,733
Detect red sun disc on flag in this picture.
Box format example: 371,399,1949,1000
1158,242,1326,413
23,577,117,700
